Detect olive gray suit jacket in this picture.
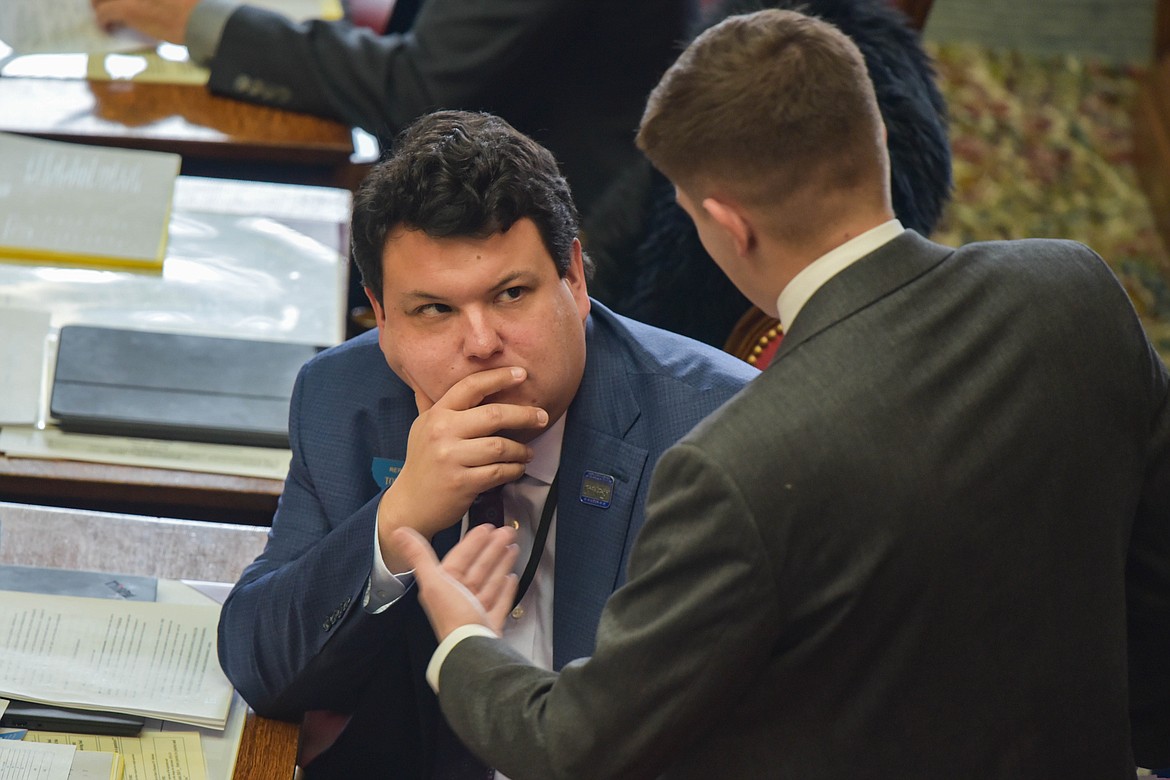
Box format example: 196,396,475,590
438,231,1170,778
204,0,695,215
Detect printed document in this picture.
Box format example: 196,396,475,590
0,740,75,780
26,731,203,780
0,592,232,730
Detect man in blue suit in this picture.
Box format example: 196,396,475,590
215,109,756,777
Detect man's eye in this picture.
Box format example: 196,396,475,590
414,303,451,316
498,287,525,302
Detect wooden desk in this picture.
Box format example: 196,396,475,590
0,501,300,779
0,76,361,189
0,456,283,525
236,713,300,780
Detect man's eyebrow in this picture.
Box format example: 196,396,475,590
395,270,539,304
399,289,443,301
492,271,528,289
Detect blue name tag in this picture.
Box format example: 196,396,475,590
371,458,404,489
579,470,615,508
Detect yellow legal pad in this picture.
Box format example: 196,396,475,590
24,731,206,780
0,134,180,272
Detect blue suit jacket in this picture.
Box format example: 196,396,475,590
217,302,755,774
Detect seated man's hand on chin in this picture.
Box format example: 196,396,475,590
394,525,520,640
377,366,548,572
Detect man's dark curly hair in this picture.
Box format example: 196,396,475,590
351,110,587,305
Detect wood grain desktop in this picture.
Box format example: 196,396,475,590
0,77,360,188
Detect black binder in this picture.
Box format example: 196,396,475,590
50,325,321,448
0,700,146,737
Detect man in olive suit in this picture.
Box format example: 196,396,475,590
397,9,1170,779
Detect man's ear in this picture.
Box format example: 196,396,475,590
364,286,387,329
702,197,755,258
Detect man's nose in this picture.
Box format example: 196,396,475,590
461,309,503,358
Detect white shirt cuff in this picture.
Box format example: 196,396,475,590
426,624,499,693
364,511,413,613
186,0,240,65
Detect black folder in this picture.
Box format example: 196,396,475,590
0,700,145,737
50,326,322,448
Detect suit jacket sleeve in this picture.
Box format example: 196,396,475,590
207,0,580,138
217,363,406,719
1127,336,1170,769
438,442,781,780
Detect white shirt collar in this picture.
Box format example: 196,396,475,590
776,219,904,332
524,412,566,485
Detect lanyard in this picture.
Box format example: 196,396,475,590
512,471,559,608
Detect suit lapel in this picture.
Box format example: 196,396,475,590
553,313,649,668
774,230,954,362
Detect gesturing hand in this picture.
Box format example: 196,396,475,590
394,525,520,640
377,367,548,570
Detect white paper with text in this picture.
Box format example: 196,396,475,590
0,739,75,780
0,592,232,730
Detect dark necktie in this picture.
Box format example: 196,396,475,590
468,486,504,528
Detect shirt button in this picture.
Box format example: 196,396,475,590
510,606,525,620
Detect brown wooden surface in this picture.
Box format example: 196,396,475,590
0,77,359,188
0,455,283,526
235,711,300,780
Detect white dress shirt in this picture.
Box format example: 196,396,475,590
776,219,905,332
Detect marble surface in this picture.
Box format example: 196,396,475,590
0,500,268,582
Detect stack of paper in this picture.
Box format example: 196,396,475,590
0,591,233,730
0,133,180,271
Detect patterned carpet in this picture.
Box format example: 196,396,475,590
927,42,1170,361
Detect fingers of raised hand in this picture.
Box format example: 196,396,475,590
412,406,540,474
393,527,441,576
443,526,519,600
424,402,543,444
438,367,527,412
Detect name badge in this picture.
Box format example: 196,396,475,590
371,457,404,489
579,470,615,509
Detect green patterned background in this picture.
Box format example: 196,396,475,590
927,41,1170,362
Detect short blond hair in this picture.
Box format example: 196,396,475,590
637,9,887,206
